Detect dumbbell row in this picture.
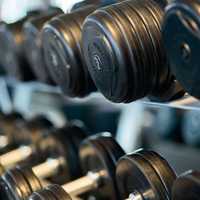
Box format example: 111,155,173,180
1,134,199,200
1,0,200,102
0,112,199,199
0,0,189,104
0,113,88,186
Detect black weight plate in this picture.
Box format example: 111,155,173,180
0,17,36,81
17,166,43,195
71,0,120,11
163,0,200,98
23,9,62,83
116,152,171,200
14,115,53,145
172,170,200,200
46,123,87,183
79,134,124,199
135,150,176,198
0,167,33,200
42,6,97,97
46,185,72,200
82,6,131,103
29,188,59,200
82,0,176,103
0,112,24,153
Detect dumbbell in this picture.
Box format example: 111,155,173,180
162,0,200,99
29,146,176,200
14,134,124,200
23,8,63,84
116,150,176,200
41,0,121,98
0,112,24,153
82,0,185,103
0,10,44,81
172,170,200,200
0,123,88,200
0,115,53,174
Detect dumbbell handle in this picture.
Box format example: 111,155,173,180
62,170,106,197
0,145,33,168
32,158,64,179
0,135,9,149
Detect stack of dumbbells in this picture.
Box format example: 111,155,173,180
0,111,197,200
0,0,200,199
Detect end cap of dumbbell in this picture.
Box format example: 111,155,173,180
116,149,176,200
82,1,179,103
42,7,97,97
44,122,88,183
172,170,200,200
0,19,36,81
163,0,200,99
23,9,63,84
0,166,42,200
29,184,72,200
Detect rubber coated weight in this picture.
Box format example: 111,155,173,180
116,150,176,200
42,5,97,97
0,112,24,153
163,0,200,99
82,0,184,103
79,134,125,199
46,185,72,200
43,122,88,183
0,167,42,200
12,115,53,148
23,9,63,83
0,12,41,81
71,0,121,11
29,185,72,200
136,150,176,198
172,170,200,200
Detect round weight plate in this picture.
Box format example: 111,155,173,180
0,18,35,81
14,115,53,146
135,150,176,198
29,188,59,200
116,150,174,200
172,170,200,200
163,0,200,98
42,123,87,184
82,0,175,103
0,167,38,200
0,112,24,152
23,10,62,83
46,185,72,200
42,6,97,97
79,134,124,199
17,166,43,194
